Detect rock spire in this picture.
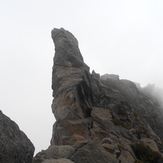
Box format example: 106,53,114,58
33,28,163,163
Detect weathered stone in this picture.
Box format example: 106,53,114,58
118,151,135,163
51,28,92,146
34,28,163,162
117,139,135,163
102,143,119,155
101,74,119,81
73,140,89,152
33,145,74,163
42,158,74,163
141,138,159,152
91,107,112,121
71,138,119,163
0,110,34,163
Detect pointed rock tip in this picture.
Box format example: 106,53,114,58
51,27,79,46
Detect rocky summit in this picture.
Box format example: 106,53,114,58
32,28,163,163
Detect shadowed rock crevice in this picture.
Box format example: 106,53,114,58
33,28,163,163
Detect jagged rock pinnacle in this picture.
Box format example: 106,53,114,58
51,28,92,146
51,28,84,67
33,28,163,163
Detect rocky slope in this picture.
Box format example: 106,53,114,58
0,110,35,163
33,28,163,163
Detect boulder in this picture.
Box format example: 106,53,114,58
71,138,119,163
33,145,74,163
0,110,34,163
141,138,159,152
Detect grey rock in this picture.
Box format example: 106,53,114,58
141,138,159,152
0,110,34,163
101,74,119,81
42,158,74,163
51,28,92,146
71,138,119,163
33,145,74,163
34,28,163,162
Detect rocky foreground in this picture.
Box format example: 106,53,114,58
0,110,34,163
1,28,163,163
33,28,163,163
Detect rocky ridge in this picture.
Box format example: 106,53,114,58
33,28,163,163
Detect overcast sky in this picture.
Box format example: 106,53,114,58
0,0,163,154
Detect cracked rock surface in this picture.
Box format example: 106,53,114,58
33,28,163,163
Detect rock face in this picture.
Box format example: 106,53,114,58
33,28,163,163
0,110,34,163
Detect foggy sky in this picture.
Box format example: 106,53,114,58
0,0,163,154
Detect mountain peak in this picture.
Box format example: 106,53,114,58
33,28,163,163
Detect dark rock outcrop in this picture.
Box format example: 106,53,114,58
33,28,163,163
0,110,34,163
